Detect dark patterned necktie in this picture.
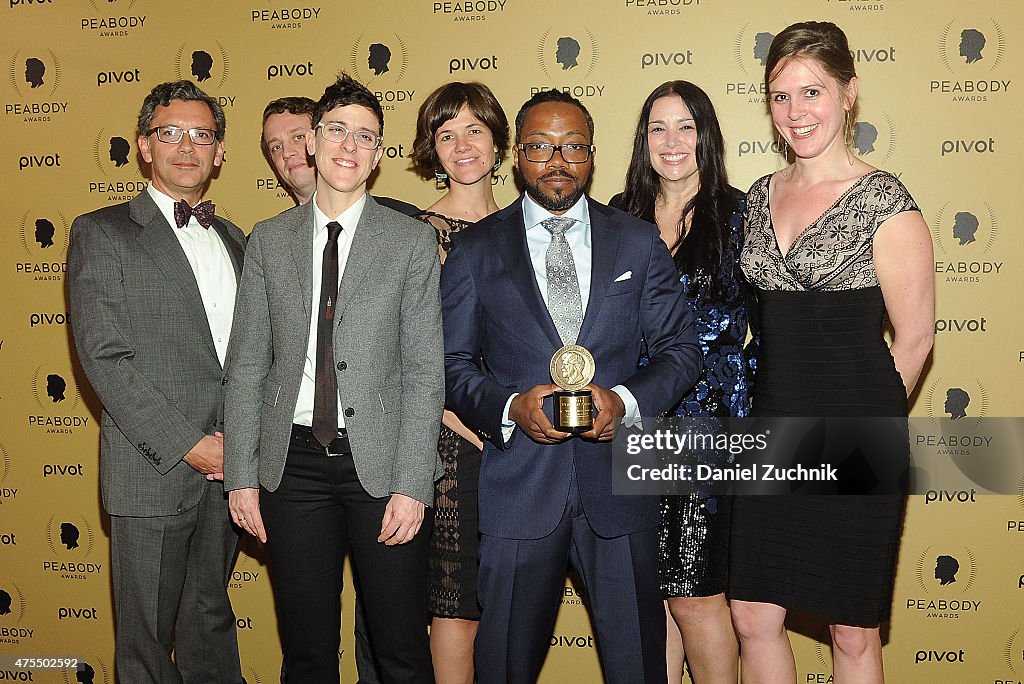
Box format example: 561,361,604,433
173,199,215,229
542,216,583,345
312,221,344,447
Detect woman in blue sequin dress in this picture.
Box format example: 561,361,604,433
612,80,754,684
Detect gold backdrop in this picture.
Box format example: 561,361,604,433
1,1,1022,682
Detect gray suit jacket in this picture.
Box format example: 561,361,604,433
223,196,444,505
68,191,246,517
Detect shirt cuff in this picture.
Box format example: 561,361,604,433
501,393,519,444
611,384,641,429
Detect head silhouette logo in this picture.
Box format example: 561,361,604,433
536,27,599,80
8,49,63,100
349,34,408,85
934,554,960,585
368,43,391,75
555,37,580,70
62,657,110,684
108,137,130,167
952,211,979,245
0,588,11,615
46,373,66,402
176,42,230,90
853,122,877,155
944,388,970,420
0,583,26,623
25,57,45,88
32,366,81,412
35,219,55,248
731,24,778,79
753,32,775,66
60,522,80,550
75,662,95,684
959,28,986,64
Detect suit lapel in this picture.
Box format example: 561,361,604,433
494,202,562,350
577,199,620,346
131,192,220,361
288,202,315,318
336,196,385,320
210,218,244,282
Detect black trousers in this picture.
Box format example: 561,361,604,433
261,436,434,683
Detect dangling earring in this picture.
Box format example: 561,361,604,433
434,170,448,190
777,136,789,163
491,160,501,174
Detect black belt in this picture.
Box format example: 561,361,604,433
290,424,352,457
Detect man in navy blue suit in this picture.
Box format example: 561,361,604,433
442,89,702,683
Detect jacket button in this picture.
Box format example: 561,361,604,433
222,377,228,385
344,407,355,418
337,361,347,371
176,504,183,514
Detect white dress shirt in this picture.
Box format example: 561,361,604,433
148,184,236,366
292,191,367,427
501,194,640,441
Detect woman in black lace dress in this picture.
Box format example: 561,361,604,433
612,80,753,684
731,22,934,683
410,81,509,684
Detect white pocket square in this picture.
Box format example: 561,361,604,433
613,271,632,282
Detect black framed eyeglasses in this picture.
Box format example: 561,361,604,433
316,122,382,150
517,142,593,163
146,126,218,145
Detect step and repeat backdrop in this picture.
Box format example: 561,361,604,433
1,0,1022,682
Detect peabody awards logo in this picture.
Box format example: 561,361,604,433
825,0,892,13
621,0,700,18
925,378,989,426
904,545,981,620
5,47,68,123
532,27,605,99
30,365,91,435
728,24,776,103
16,209,68,284
932,201,1001,284
348,34,414,111
90,127,146,200
250,1,322,30
176,42,235,107
432,0,508,22
82,0,147,38
243,667,264,684
851,112,896,164
1006,627,1024,680
44,515,103,580
62,658,111,684
931,18,1010,103
0,583,35,645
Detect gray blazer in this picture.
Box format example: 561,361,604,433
223,196,444,505
67,191,246,517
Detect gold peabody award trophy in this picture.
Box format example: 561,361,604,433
550,344,596,433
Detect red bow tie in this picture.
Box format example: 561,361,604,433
173,199,215,229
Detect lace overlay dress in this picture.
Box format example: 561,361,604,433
731,170,919,624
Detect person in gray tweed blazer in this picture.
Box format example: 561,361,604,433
224,74,443,683
68,81,244,683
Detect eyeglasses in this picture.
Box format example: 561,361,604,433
517,142,593,164
146,126,218,146
316,122,382,150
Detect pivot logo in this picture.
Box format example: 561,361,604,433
727,24,777,103
940,137,995,156
89,128,146,200
175,42,232,98
0,583,35,644
16,210,67,283
640,49,694,70
624,0,701,18
532,27,606,99
267,61,314,80
250,4,322,30
851,111,897,163
96,67,141,87
0,533,14,545
931,18,1010,103
5,48,68,123
903,545,980,620
850,46,896,64
348,34,414,110
28,311,66,328
448,54,498,74
17,152,61,171
932,201,1002,285
236,616,254,630
432,0,508,22
737,139,781,158
61,658,110,684
934,317,986,335
44,515,103,580
9,0,54,7
57,606,98,620
549,633,594,648
29,365,90,435
914,649,965,664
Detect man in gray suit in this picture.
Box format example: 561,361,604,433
68,80,244,683
225,74,442,682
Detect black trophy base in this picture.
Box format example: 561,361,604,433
554,390,593,434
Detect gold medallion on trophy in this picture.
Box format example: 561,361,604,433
550,344,596,433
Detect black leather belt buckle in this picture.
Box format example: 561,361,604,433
291,424,351,457
325,432,351,458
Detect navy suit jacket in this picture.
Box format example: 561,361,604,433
442,196,701,540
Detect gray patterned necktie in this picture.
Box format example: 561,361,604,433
542,216,583,345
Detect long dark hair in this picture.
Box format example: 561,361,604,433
618,81,738,294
